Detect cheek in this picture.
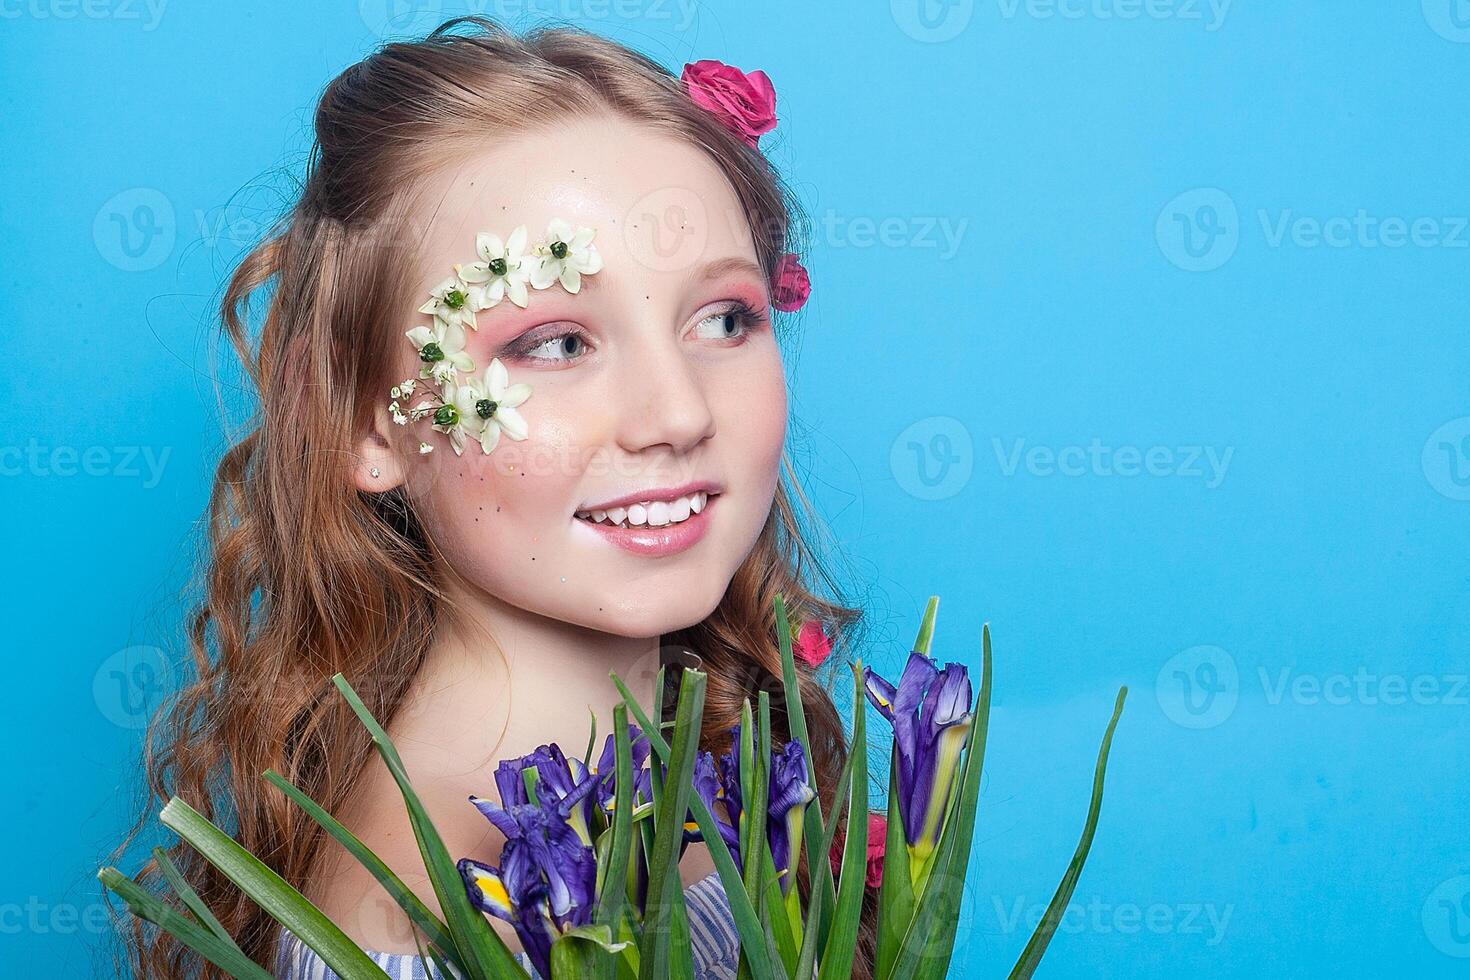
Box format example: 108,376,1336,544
707,343,788,501
410,391,593,580
743,346,789,478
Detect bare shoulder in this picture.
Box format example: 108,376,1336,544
294,698,721,955
299,744,521,955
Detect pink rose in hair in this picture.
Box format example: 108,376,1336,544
680,59,777,148
771,253,810,312
865,812,888,888
794,619,832,667
828,811,889,889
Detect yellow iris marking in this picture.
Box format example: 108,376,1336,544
476,875,511,909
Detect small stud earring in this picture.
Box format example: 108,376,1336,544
369,467,381,478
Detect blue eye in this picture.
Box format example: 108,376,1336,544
693,302,765,341
520,331,590,362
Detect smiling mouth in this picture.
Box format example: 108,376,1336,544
573,490,715,529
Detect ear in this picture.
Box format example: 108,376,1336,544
352,400,409,494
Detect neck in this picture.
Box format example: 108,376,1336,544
404,574,666,768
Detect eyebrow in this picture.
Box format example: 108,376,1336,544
575,254,767,293
694,256,766,283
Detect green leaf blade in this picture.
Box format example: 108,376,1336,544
99,866,278,980
817,660,869,980
774,592,832,949
638,667,706,980
611,670,776,980
1007,686,1128,980
330,673,522,980
157,797,392,979
261,769,460,970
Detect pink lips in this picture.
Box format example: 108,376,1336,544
574,494,716,557
579,480,721,514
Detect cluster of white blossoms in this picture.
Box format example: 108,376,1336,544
388,219,603,456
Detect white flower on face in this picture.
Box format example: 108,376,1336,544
456,225,532,310
528,219,603,294
405,319,474,382
430,379,484,456
472,357,532,455
419,277,482,331
434,357,532,456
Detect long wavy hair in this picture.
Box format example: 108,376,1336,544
107,16,879,979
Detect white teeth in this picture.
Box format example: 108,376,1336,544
577,491,714,529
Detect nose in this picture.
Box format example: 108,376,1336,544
612,334,716,457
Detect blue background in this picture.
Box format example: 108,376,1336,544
4,1,1468,976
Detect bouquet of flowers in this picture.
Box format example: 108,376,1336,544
99,595,1127,979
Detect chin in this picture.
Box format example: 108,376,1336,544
577,584,723,640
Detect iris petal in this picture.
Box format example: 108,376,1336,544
864,651,974,848
457,858,517,922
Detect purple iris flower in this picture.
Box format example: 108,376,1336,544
689,724,816,893
766,740,816,890
473,726,653,853
460,726,668,970
458,772,600,979
590,723,653,817
863,651,973,859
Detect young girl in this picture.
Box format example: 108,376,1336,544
114,16,878,979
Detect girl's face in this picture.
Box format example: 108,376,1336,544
366,114,788,638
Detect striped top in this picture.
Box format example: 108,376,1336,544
273,871,739,979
